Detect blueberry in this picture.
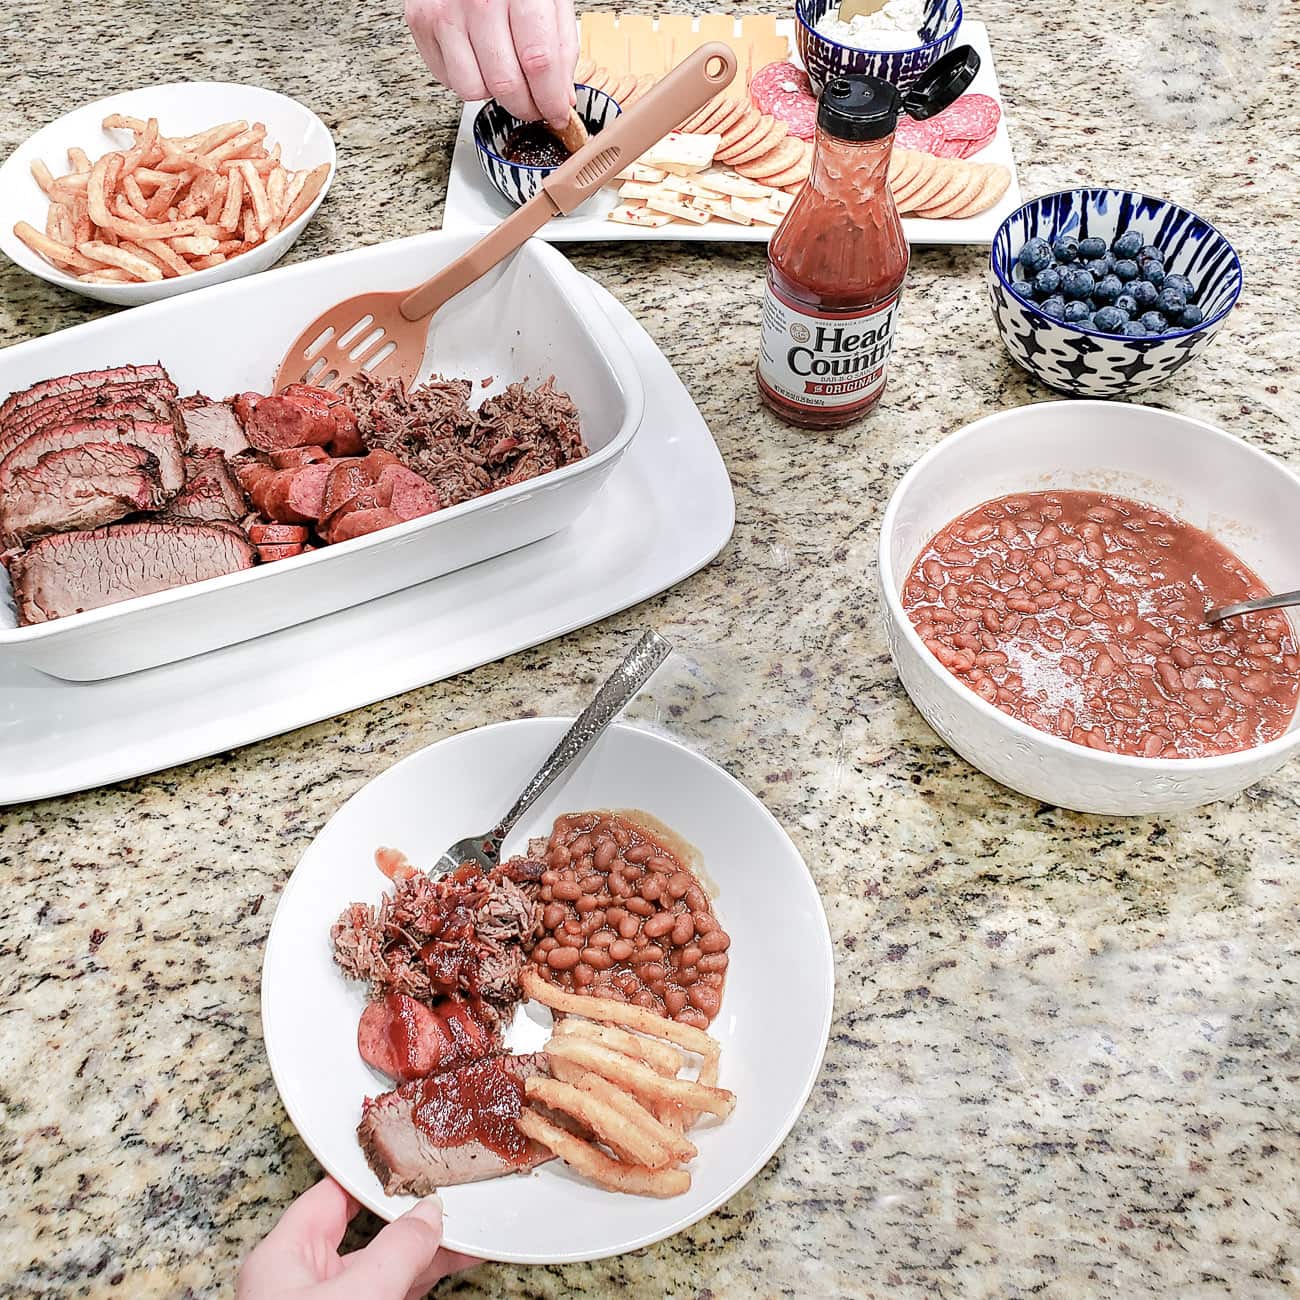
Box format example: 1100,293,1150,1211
1130,280,1159,309
1076,315,1095,330
1115,293,1138,317
1078,236,1107,260
1112,230,1144,258
1164,273,1197,303
1137,244,1164,265
1157,286,1187,315
1178,304,1205,328
1094,274,1123,305
1052,236,1079,263
1121,320,1148,336
1033,267,1062,298
1063,300,1090,323
1140,311,1167,333
1114,259,1140,282
1092,305,1127,333
1017,237,1054,275
1061,267,1095,301
1039,295,1067,321
1083,258,1110,280
1144,262,1167,289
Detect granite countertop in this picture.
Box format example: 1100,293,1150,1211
2,0,1299,1295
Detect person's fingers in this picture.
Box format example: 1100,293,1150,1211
406,0,487,101
508,0,569,129
332,1197,452,1299
264,1177,359,1254
467,0,541,121
235,1178,359,1297
435,23,490,103
554,0,579,105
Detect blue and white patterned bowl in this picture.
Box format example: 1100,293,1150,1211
988,189,1242,398
473,85,622,209
795,0,962,95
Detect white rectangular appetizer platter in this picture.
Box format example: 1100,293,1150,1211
443,20,1020,246
0,232,644,679
0,282,734,806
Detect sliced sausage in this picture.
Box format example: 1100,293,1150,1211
248,523,309,544
256,542,307,562
327,505,402,543
270,445,330,469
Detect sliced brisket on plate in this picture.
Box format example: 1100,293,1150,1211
358,1053,553,1196
162,449,249,523
0,387,178,453
178,396,249,458
0,418,185,495
10,520,255,625
0,443,168,546
0,364,175,428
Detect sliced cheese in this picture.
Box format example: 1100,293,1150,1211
609,202,674,227
639,132,720,175
731,196,783,225
615,162,668,184
691,169,775,200
619,180,667,201
644,193,712,224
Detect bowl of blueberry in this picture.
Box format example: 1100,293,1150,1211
987,188,1242,397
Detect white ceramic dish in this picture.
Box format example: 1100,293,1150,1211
0,280,734,805
0,81,336,305
878,400,1300,815
0,232,644,680
261,718,834,1263
443,20,1020,246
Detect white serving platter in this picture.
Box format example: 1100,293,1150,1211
262,718,835,1262
0,81,337,306
0,282,734,806
0,232,644,680
443,19,1020,246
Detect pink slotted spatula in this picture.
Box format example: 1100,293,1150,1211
273,43,738,393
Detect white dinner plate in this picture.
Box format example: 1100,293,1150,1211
443,19,1020,246
0,81,336,305
261,718,834,1263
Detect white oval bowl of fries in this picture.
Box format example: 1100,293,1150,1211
261,718,835,1264
0,81,335,305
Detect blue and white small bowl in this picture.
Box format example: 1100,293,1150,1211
795,0,962,95
473,85,621,209
987,188,1243,398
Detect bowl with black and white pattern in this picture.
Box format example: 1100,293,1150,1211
795,0,962,95
987,188,1242,398
473,85,621,209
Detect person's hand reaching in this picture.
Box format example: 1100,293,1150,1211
406,0,579,130
236,1177,478,1300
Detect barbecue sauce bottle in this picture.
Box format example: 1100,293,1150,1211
757,49,980,429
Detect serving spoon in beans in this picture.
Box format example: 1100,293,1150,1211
431,629,672,877
1206,589,1300,624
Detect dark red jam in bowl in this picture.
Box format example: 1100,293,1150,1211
901,490,1300,758
504,124,569,169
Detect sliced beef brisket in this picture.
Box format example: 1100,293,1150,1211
162,449,249,523
10,520,255,625
0,418,185,495
177,396,249,458
0,364,175,428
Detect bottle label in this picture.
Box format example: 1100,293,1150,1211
757,283,901,411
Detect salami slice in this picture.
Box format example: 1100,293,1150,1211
894,116,945,154
958,128,998,159
752,61,818,140
927,92,1000,142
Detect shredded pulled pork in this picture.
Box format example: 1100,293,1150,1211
331,864,543,1026
340,373,588,507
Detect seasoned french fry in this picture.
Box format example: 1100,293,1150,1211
120,117,160,176
199,123,267,168
77,240,164,282
67,146,92,175
551,1018,683,1077
525,1076,673,1168
241,205,259,244
138,238,193,277
267,165,287,220
516,1108,691,1198
282,162,329,225
144,175,182,220
122,173,149,214
218,166,243,231
102,113,147,133
30,159,55,195
570,1071,698,1163
545,1037,734,1118
77,268,134,283
12,221,95,271
169,235,219,256
190,253,226,270
235,160,272,230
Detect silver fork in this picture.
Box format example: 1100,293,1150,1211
1206,589,1300,624
431,630,672,876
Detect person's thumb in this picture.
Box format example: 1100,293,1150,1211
331,1196,448,1299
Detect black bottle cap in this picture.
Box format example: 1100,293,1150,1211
815,45,982,141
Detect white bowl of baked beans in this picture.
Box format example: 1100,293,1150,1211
878,400,1300,815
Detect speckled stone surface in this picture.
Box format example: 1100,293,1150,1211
2,0,1300,1296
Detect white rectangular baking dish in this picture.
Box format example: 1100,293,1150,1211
0,232,644,680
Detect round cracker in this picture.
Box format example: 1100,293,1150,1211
704,98,748,138
717,105,762,149
575,57,596,84
889,147,922,190
728,119,788,167
623,74,655,108
915,164,989,219
687,95,728,135
610,74,639,104
735,135,804,179
758,151,812,189
955,164,1011,218
585,66,612,93
913,160,975,214
717,112,771,162
896,155,953,213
